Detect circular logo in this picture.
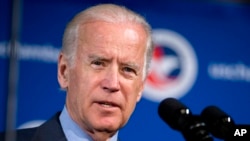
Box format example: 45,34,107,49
143,29,198,102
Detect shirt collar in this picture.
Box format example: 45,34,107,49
59,106,118,141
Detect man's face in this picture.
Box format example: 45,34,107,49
58,21,147,134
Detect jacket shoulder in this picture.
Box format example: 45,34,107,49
0,127,37,141
32,112,67,141
0,112,65,141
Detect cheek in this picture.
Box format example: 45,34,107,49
67,68,91,102
67,70,95,118
132,81,143,100
123,81,143,112
69,64,93,89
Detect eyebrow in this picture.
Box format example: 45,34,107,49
88,54,111,62
88,54,141,71
121,62,140,72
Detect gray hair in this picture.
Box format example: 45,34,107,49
61,4,154,79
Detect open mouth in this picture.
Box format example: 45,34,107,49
97,101,119,108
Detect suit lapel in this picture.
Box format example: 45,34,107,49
32,112,67,141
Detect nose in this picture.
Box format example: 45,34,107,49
101,66,120,93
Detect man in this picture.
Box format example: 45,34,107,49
1,3,154,141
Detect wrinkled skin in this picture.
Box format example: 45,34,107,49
58,21,147,141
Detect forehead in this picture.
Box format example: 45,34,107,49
79,21,146,43
77,21,147,55
74,22,147,72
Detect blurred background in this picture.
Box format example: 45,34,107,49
0,0,250,141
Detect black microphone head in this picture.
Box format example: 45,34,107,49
158,98,214,141
201,105,235,139
158,97,192,130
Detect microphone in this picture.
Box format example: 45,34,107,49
201,106,236,140
158,98,213,141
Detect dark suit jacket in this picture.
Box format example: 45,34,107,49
0,112,67,141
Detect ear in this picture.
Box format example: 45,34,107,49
58,52,69,90
136,83,144,102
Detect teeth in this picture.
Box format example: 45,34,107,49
100,102,113,107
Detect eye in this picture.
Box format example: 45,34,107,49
123,67,137,75
91,60,105,69
92,60,102,65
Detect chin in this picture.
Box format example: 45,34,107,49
94,119,122,132
93,125,119,133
